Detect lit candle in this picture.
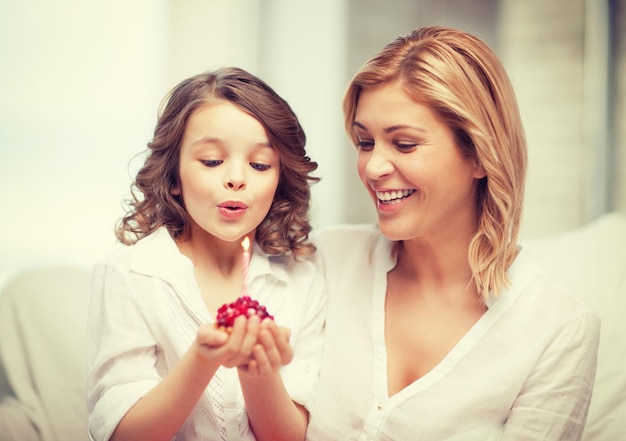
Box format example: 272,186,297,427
241,236,250,294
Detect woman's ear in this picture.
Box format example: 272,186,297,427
171,184,181,195
473,159,487,179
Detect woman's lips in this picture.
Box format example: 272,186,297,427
373,189,416,212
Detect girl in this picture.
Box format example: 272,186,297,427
86,67,325,441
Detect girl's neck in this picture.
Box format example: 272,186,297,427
176,231,244,278
176,230,249,312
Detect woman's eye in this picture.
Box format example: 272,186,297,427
250,162,271,171
356,140,374,151
200,159,222,167
395,142,418,151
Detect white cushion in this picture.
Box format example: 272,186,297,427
0,266,90,441
522,212,626,441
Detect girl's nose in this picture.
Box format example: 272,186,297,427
225,164,246,190
226,179,246,190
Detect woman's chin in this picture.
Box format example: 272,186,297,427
377,221,408,242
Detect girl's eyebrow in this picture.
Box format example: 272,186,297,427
353,121,426,134
191,136,219,146
191,137,272,149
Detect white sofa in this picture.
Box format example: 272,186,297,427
0,212,624,441
0,266,90,441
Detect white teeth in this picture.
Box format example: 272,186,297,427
376,189,415,202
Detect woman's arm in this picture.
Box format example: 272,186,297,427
501,309,600,441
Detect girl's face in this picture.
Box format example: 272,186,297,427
353,80,485,243
174,100,280,244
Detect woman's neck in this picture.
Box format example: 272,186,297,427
394,233,474,293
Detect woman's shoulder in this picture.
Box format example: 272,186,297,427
510,250,600,330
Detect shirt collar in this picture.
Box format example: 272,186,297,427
129,227,290,285
485,248,536,309
373,231,400,273
372,231,536,311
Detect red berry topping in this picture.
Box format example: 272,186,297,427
215,295,274,331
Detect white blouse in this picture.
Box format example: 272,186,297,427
86,228,326,441
306,224,600,441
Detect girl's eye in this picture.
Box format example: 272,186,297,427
250,162,271,171
200,159,222,167
356,140,374,151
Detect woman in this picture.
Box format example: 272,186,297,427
307,27,599,441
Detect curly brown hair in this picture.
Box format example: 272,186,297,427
116,67,319,259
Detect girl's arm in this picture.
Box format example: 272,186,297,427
110,316,261,441
238,321,308,441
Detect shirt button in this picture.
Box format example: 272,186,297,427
377,403,383,410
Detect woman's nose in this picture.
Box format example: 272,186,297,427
364,147,394,179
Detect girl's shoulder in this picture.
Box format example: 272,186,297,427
311,224,387,272
312,223,381,250
94,228,177,276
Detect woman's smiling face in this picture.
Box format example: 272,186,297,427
174,100,280,244
353,80,485,242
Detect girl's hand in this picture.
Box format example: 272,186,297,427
241,319,294,376
195,315,261,368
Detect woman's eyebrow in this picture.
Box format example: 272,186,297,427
353,121,426,134
383,124,426,134
353,121,368,131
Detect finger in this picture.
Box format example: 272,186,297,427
197,324,229,347
225,316,246,346
219,316,247,365
270,326,294,365
261,320,288,342
257,327,288,370
252,342,273,375
225,315,260,367
258,321,293,365
238,315,261,355
245,358,260,376
281,326,291,342
268,325,293,364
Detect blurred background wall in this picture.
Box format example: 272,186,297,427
1,0,624,286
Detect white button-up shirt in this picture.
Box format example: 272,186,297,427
86,228,326,441
306,224,600,441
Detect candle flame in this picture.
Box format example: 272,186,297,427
241,236,250,251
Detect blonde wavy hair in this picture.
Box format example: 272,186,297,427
343,26,527,299
117,67,319,259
